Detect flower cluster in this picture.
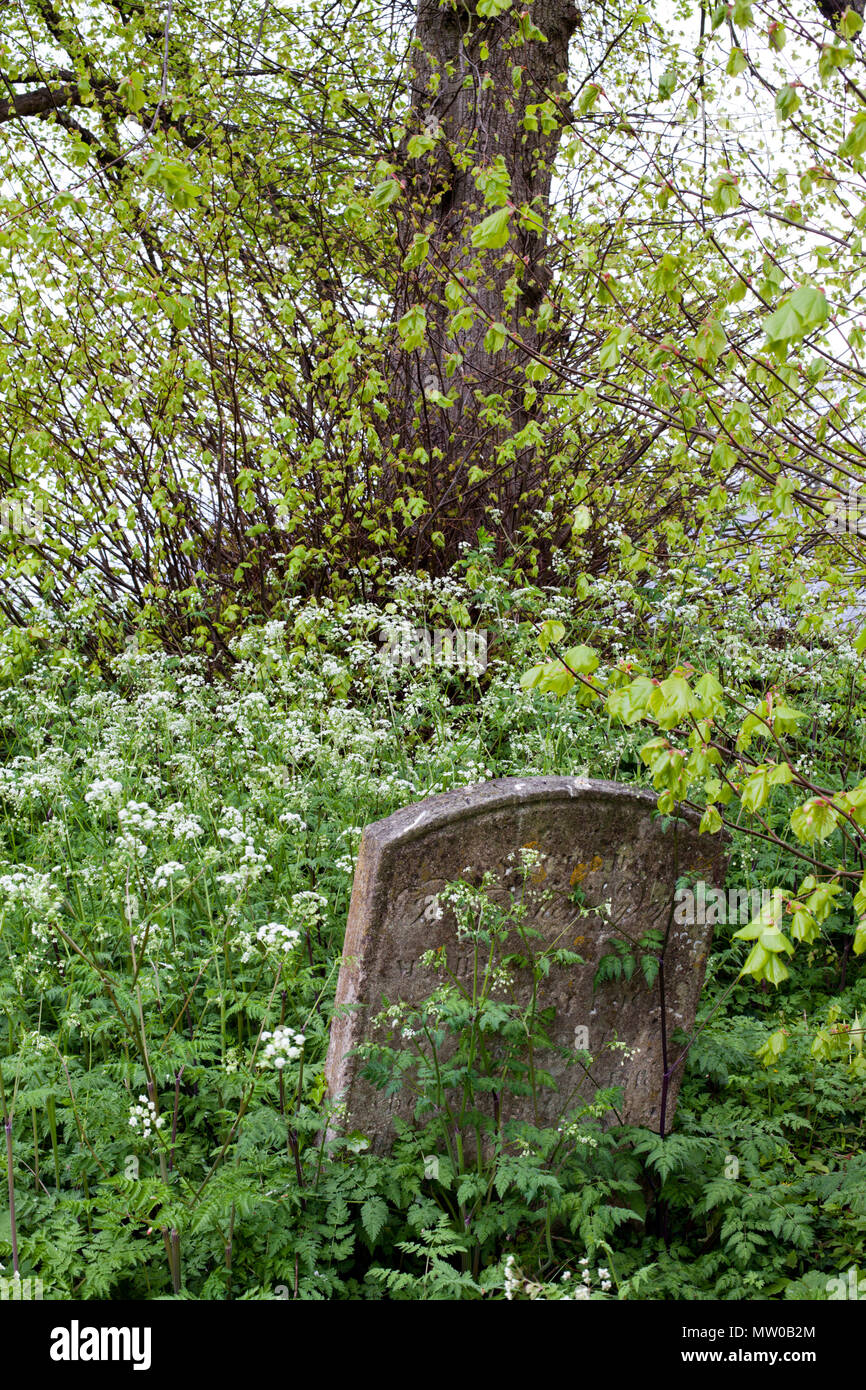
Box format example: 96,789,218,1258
436,874,501,943
114,800,160,860
118,800,159,833
115,832,148,860
556,1121,599,1148
152,861,187,890
163,805,204,841
128,1095,164,1139
84,777,124,805
502,1254,614,1300
215,806,271,889
577,1257,612,1293
0,865,63,919
286,890,328,931
258,1025,305,1069
239,921,302,962
0,748,72,813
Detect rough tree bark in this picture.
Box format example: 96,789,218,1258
386,0,580,559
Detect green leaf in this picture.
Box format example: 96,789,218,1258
517,203,545,236
770,700,803,734
449,306,474,335
607,675,656,726
579,83,601,114
164,295,193,330
483,321,508,353
474,157,512,208
119,71,148,114
538,619,565,651
756,1028,788,1065
692,317,727,364
535,661,576,697
741,765,771,813
789,906,819,943
790,798,840,844
640,739,686,792
471,207,512,251
839,114,866,159
763,285,829,350
699,805,723,834
709,173,740,213
561,644,599,676
739,941,789,985
599,334,622,371
767,761,794,786
818,41,854,79
727,47,748,75
658,68,677,100
775,84,801,121
655,673,697,728
361,1197,389,1244
141,155,201,209
694,672,724,714
398,305,427,351
371,177,401,209
402,234,430,271
520,663,547,690
407,134,435,159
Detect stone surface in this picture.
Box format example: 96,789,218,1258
325,777,725,1149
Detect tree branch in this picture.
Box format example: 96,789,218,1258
0,80,84,125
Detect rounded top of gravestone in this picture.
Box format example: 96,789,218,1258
360,775,706,851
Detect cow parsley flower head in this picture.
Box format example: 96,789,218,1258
287,890,328,931
128,1095,164,1138
259,1026,305,1069
240,921,302,961
118,800,158,833
152,861,187,890
85,777,123,805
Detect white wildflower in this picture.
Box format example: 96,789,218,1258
128,1094,164,1139
258,1025,305,1069
84,777,123,805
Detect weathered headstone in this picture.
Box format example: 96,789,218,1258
325,777,725,1150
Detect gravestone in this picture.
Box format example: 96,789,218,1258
325,777,725,1150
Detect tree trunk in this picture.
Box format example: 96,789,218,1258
388,0,580,562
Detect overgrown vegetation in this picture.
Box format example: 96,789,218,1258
1,0,866,1302
0,562,863,1299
